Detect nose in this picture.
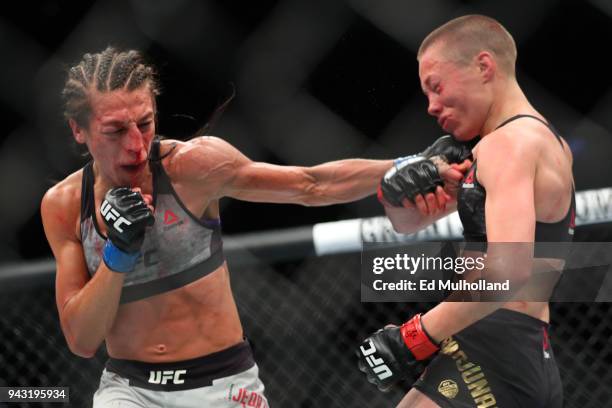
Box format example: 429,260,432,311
427,95,442,117
122,124,145,155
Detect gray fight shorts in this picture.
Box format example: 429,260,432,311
93,340,268,408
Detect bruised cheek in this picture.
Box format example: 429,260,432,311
89,139,122,180
93,141,118,162
144,133,155,155
445,87,472,115
441,93,461,111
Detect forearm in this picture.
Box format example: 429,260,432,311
422,245,532,342
302,159,393,205
385,204,455,234
60,264,124,357
421,302,504,343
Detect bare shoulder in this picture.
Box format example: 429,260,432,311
168,136,244,162
42,170,82,213
475,121,545,189
477,120,544,164
164,136,248,183
41,169,83,240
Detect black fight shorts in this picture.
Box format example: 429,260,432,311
413,309,563,408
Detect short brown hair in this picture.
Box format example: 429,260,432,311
418,15,517,76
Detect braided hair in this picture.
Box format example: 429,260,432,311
62,46,161,128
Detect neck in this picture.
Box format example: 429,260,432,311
480,78,537,137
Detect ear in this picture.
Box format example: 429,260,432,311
476,51,496,82
69,118,87,144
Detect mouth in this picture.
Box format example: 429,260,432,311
120,161,147,174
438,116,451,131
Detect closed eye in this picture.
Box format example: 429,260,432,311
103,128,125,136
138,121,152,131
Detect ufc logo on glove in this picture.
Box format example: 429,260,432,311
101,200,132,233
360,340,393,380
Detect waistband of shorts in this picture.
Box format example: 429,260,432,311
488,308,550,328
461,308,551,345
105,339,255,391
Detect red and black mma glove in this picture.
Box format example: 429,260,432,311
379,135,477,206
101,187,155,273
356,314,440,392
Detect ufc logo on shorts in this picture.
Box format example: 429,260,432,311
360,340,393,380
148,369,187,385
101,200,132,233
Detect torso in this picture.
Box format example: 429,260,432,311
457,115,575,321
76,139,244,362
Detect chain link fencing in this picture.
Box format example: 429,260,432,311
1,250,610,407
2,1,612,406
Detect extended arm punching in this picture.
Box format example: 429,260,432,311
171,136,394,206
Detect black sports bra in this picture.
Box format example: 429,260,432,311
456,115,575,257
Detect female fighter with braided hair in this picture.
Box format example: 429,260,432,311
42,46,398,407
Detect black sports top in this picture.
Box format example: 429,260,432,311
80,139,225,303
456,115,575,257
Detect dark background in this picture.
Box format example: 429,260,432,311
1,2,612,407
1,0,612,262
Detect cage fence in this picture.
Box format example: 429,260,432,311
1,220,611,407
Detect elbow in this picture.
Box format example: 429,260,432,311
70,345,97,359
513,267,532,288
486,253,532,291
510,248,535,288
65,335,98,359
61,324,98,359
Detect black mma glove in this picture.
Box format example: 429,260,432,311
421,135,476,164
356,314,440,392
101,187,155,273
379,159,443,206
379,135,477,206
